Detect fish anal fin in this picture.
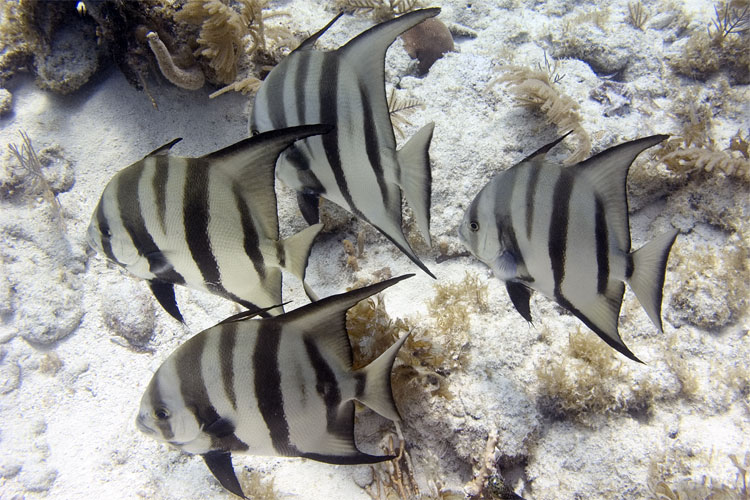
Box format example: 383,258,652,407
628,229,678,332
280,223,324,301
506,281,533,323
149,281,183,323
574,135,668,250
202,451,247,499
397,122,434,246
563,282,643,362
297,191,321,225
145,138,182,158
301,450,395,465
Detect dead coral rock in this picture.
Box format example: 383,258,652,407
0,88,11,115
667,234,748,330
401,17,454,76
34,19,100,94
551,22,630,77
102,280,156,350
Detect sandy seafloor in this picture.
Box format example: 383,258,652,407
1,0,749,499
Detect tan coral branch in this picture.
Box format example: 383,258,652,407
146,32,205,90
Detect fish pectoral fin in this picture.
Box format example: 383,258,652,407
203,418,236,439
397,122,434,246
148,281,183,323
280,223,324,301
628,229,679,332
202,451,247,499
506,281,533,323
297,191,320,225
143,251,173,276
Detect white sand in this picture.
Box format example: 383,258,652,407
1,0,748,499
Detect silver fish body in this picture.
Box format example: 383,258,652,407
250,9,438,278
136,275,413,499
88,125,331,322
459,135,678,362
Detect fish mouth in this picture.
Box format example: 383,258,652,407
135,414,156,435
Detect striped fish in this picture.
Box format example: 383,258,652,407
458,135,678,362
250,9,439,279
87,125,332,322
136,274,413,499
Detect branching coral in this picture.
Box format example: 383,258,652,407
627,1,649,30
490,63,592,165
175,0,268,84
6,131,65,232
535,328,662,422
388,88,425,139
334,0,422,21
671,1,750,83
656,130,750,181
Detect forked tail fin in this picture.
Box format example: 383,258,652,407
354,331,411,421
281,223,324,301
628,229,678,331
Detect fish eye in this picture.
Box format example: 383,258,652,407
469,221,480,232
154,407,170,420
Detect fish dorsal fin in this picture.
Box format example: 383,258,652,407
573,135,668,251
202,125,333,239
218,302,290,324
294,12,344,52
519,133,570,166
338,8,440,133
145,138,182,158
278,274,414,368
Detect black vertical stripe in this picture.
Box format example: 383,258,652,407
303,336,342,434
219,323,238,410
183,161,223,290
549,170,574,300
254,321,300,456
95,200,116,262
594,196,609,294
268,64,289,130
149,376,174,440
152,155,170,233
117,163,184,283
233,185,266,280
294,54,310,124
319,54,362,219
359,83,390,209
525,163,542,240
175,333,224,432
